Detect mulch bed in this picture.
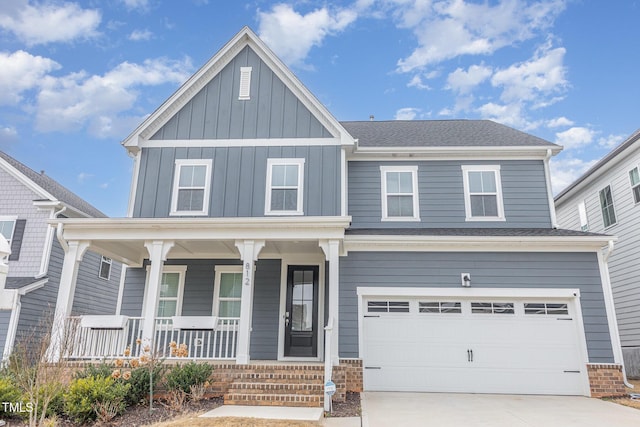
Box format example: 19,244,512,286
328,392,361,418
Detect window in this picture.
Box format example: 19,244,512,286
629,167,640,204
599,185,617,228
380,166,420,221
265,158,304,215
98,256,112,280
367,301,410,313
170,159,212,216
524,303,569,315
471,302,514,314
419,302,462,314
462,165,505,221
577,201,589,231
213,266,243,319
0,219,15,246
156,269,185,317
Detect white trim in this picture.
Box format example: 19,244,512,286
628,165,640,205
135,137,344,149
598,184,617,229
265,158,305,216
116,264,128,315
17,278,47,295
379,166,420,221
577,200,589,232
0,216,17,247
461,165,505,221
213,265,243,318
170,159,213,216
127,151,141,218
141,265,187,318
2,293,20,362
238,67,252,100
349,145,561,161
543,149,558,227
341,148,347,217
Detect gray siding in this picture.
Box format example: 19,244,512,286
151,46,332,140
0,310,10,357
133,145,341,218
250,259,281,360
339,251,614,363
348,160,552,228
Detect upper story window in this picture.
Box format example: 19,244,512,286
98,256,112,280
213,265,243,319
380,166,420,221
0,218,15,246
265,158,304,215
577,201,589,232
461,165,505,221
170,159,212,216
599,185,617,228
629,166,640,204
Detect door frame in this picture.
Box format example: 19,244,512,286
277,255,325,361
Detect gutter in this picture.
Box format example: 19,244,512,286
544,149,559,228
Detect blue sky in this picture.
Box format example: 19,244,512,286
0,0,638,217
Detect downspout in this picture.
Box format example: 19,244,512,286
543,149,559,228
601,240,633,388
56,209,68,254
38,205,67,277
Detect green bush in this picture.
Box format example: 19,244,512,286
63,376,130,424
0,376,22,416
74,363,113,380
164,362,213,394
125,365,163,406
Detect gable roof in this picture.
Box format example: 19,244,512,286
122,26,354,153
341,120,560,149
555,128,640,203
0,151,105,218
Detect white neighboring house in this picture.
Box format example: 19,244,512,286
555,128,640,378
0,151,122,362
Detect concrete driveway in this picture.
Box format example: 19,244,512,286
362,392,640,427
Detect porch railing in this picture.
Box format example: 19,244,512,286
64,316,238,360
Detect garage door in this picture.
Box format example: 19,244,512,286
362,295,587,395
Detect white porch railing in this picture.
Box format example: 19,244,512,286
64,316,239,360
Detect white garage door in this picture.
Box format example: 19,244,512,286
362,295,588,395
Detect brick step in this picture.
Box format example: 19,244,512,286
227,382,323,395
216,372,324,382
224,393,323,407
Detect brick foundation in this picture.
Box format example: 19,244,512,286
340,358,363,392
587,363,626,397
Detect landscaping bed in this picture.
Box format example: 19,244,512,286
607,379,640,410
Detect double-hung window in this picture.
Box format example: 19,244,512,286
380,166,420,221
577,201,589,232
144,266,186,318
462,165,505,221
629,166,640,204
599,185,617,228
98,256,112,280
170,159,212,216
265,158,304,215
213,266,243,319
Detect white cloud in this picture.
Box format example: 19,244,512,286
257,3,357,68
554,126,595,150
394,0,566,72
0,50,60,105
547,116,573,128
446,64,492,94
476,102,535,129
395,107,421,120
550,156,597,195
0,125,18,145
129,29,153,41
598,134,626,149
120,0,149,11
407,74,431,90
35,57,192,137
0,1,101,46
77,172,93,183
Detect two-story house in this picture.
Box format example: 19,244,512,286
48,27,627,408
556,129,640,378
0,151,122,362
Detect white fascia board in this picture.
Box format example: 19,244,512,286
347,145,560,161
32,200,91,218
0,157,56,201
344,234,614,253
17,278,48,295
136,137,343,149
356,287,580,299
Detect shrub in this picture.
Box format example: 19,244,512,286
164,362,213,395
63,376,130,424
0,376,22,416
74,363,113,380
125,364,163,406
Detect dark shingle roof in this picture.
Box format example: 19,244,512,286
340,120,558,148
345,228,607,237
0,151,105,218
5,276,43,289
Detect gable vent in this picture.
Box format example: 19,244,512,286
239,67,252,100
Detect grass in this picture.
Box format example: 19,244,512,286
607,379,640,410
144,415,321,427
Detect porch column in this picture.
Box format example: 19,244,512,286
48,240,90,362
141,240,174,347
320,239,340,366
234,239,265,364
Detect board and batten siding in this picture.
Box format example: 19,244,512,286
119,259,282,360
348,160,552,228
338,251,614,363
0,310,11,357
555,143,640,351
133,145,341,218
150,46,332,141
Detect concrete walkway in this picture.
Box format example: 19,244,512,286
362,392,640,427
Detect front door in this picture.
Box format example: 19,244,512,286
284,265,319,357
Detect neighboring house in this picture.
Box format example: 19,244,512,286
48,27,626,407
556,128,640,378
0,151,122,362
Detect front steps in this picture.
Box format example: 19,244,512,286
213,363,325,407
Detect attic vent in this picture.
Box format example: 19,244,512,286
239,67,252,100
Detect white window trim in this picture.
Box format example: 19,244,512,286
598,184,618,229
213,265,243,318
380,165,420,221
577,200,589,232
628,165,640,205
98,256,112,281
265,158,305,216
461,165,505,221
170,159,212,216
238,67,252,100
142,265,187,318
0,216,17,245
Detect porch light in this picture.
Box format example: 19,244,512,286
461,273,471,287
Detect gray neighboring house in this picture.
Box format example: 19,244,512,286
0,150,122,361
47,27,627,404
556,128,640,378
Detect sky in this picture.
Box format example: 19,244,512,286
0,0,639,217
